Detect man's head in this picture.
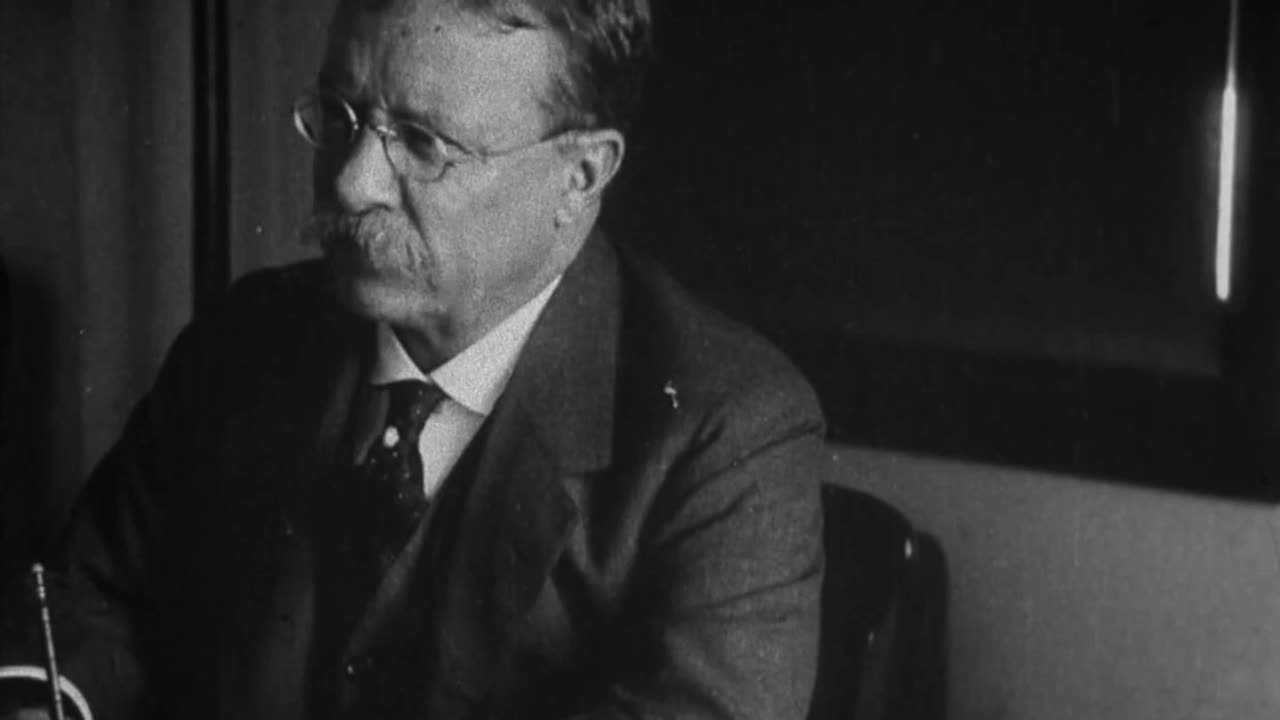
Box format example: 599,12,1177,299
302,0,652,368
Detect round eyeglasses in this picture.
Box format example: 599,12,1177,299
292,88,571,184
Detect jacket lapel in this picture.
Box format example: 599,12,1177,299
431,232,623,703
214,281,372,720
219,283,370,609
265,298,372,538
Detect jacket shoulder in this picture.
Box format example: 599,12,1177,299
186,260,342,355
209,259,335,326
613,243,826,451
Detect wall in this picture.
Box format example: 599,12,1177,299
0,0,193,557
0,0,81,549
832,445,1280,720
226,0,336,277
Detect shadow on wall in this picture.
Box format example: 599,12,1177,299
0,249,57,585
782,331,1274,501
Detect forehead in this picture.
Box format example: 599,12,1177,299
323,0,557,137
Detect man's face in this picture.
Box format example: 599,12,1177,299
309,0,578,361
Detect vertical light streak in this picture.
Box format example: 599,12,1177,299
1215,0,1241,302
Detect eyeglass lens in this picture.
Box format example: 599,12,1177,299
295,93,451,182
296,94,357,148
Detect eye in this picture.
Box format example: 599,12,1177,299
395,123,447,165
316,96,357,144
295,92,358,148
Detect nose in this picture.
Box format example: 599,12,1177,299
332,126,399,213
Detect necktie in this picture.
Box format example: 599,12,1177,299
354,379,446,572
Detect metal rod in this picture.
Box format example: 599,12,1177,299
31,564,67,720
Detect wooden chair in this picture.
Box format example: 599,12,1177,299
807,483,948,720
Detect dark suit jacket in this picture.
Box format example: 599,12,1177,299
2,234,826,720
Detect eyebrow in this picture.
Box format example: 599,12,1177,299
387,105,473,154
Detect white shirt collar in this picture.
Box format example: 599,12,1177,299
370,276,561,415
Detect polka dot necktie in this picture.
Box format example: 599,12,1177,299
354,379,446,571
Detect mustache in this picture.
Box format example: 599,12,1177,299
301,209,404,249
300,209,431,277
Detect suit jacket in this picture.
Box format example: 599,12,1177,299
2,234,827,720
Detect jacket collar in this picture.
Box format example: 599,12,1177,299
421,231,624,707
318,234,622,702
332,229,621,477
496,229,620,475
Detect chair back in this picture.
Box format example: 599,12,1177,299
807,483,947,720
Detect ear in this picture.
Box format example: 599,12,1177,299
561,129,626,215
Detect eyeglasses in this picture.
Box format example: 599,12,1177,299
292,88,570,184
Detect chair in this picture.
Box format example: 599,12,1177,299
807,483,948,720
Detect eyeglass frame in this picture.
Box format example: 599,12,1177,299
291,87,577,184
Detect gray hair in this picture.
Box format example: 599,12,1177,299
345,0,654,132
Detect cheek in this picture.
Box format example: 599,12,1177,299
400,186,475,287
474,191,550,274
404,165,559,294
476,169,556,243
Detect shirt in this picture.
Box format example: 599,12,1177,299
361,276,561,497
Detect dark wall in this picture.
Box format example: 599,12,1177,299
225,0,334,277
0,0,83,569
605,0,1276,497
0,0,193,570
614,0,1225,367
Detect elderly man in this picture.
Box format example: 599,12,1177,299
0,1,826,718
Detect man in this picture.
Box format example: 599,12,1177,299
0,0,827,718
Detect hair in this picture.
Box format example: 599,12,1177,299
350,0,654,132
476,0,654,133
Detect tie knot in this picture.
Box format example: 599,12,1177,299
384,380,446,437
